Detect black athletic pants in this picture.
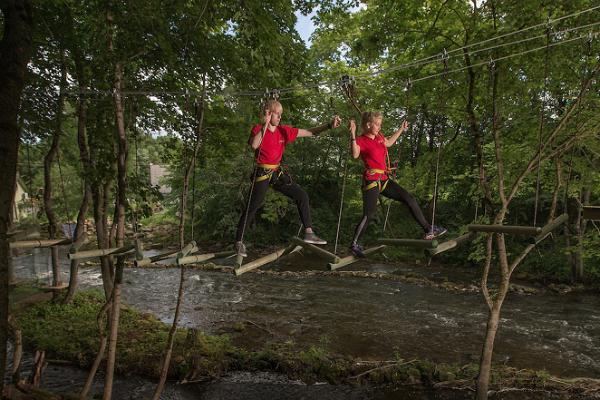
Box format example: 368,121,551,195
235,168,311,241
351,178,431,244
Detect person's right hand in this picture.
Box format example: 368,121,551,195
263,109,272,126
348,119,356,135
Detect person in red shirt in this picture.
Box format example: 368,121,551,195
348,111,446,257
235,99,341,257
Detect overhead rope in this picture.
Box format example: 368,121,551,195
58,21,599,100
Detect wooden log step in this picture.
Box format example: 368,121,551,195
177,250,236,266
177,241,198,258
7,227,40,241
376,238,439,249
289,237,340,263
134,249,180,267
10,238,72,249
427,232,475,257
529,213,569,245
467,224,542,235
583,206,600,220
329,245,386,271
68,244,135,260
234,245,294,276
41,283,69,291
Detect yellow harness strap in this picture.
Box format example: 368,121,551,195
363,179,389,192
255,163,281,182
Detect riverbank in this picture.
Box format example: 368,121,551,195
10,289,600,399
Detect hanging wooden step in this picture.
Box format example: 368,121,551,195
376,238,439,249
177,250,236,266
68,244,135,260
528,213,569,245
234,244,301,276
329,245,387,271
9,238,72,250
467,224,542,235
583,206,600,220
289,237,340,263
134,249,180,267
41,282,69,291
427,232,476,257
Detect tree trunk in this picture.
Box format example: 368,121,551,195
43,49,67,290
65,78,91,303
103,54,128,399
0,0,33,395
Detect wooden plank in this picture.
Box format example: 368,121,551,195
376,238,439,249
134,239,145,260
468,224,542,235
529,213,569,245
583,206,600,220
41,283,69,291
10,238,72,249
177,250,236,266
7,227,40,241
289,237,340,263
68,244,135,260
134,249,180,267
177,241,198,258
328,245,386,271
427,232,475,257
234,246,291,276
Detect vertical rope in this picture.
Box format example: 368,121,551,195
431,50,450,231
26,142,35,218
383,78,412,233
56,151,74,241
190,154,197,241
238,96,271,244
533,24,551,227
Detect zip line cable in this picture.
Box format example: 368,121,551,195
56,14,600,99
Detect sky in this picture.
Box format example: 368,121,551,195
295,10,318,47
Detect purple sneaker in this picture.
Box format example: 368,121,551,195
424,225,448,240
350,242,365,258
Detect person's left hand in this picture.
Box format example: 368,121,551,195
331,115,342,129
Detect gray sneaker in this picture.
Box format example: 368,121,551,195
303,231,327,245
235,241,247,257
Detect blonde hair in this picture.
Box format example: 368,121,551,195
262,99,282,116
361,111,383,131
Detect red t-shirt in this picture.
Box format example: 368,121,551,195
250,124,299,165
356,133,389,181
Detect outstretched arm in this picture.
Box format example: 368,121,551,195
349,119,360,159
384,120,409,147
297,115,342,137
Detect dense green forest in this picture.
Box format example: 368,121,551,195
15,0,600,281
2,0,600,399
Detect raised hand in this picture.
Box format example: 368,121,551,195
331,115,342,129
348,119,357,135
263,109,272,126
401,120,409,131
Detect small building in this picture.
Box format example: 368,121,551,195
11,174,32,223
149,164,171,195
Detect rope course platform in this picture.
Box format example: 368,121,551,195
583,206,600,220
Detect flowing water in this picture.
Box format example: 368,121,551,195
9,247,600,398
